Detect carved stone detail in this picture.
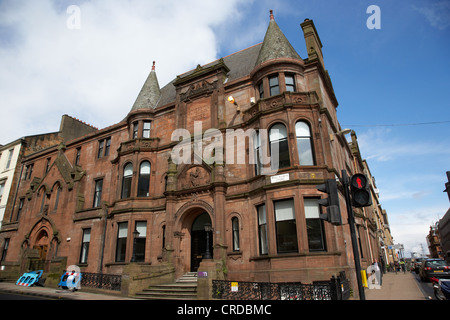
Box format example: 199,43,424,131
177,166,210,190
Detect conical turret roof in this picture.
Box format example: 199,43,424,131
131,61,161,111
256,10,302,66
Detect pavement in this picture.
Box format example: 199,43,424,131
0,271,430,301
0,281,137,300
364,271,429,300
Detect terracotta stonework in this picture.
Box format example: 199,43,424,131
0,14,386,298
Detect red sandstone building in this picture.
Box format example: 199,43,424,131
0,13,384,298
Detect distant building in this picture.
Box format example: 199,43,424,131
0,12,390,298
427,222,443,259
0,139,22,229
439,172,450,263
439,209,450,263
349,132,394,269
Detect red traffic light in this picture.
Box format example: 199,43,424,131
351,174,367,190
350,174,372,207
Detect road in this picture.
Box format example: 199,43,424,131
0,291,56,300
410,271,436,300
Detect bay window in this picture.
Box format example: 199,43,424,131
274,199,298,253
304,199,326,251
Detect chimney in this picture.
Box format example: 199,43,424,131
300,18,325,67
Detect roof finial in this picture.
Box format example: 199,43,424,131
270,10,274,21
152,61,156,71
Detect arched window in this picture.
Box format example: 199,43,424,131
121,163,133,199
269,123,290,170
138,161,151,197
295,121,314,165
39,187,47,212
232,217,240,252
52,183,62,212
161,225,166,250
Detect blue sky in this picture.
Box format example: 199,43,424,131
1,0,449,257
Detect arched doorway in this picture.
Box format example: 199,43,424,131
34,229,49,261
190,212,213,272
27,229,50,271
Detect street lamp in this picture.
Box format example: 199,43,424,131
204,223,213,260
227,95,240,113
131,229,140,262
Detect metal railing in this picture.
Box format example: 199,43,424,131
80,272,122,292
212,271,350,300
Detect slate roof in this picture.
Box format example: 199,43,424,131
131,61,161,111
156,42,263,109
130,11,302,111
256,11,302,65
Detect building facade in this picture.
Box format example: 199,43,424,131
0,116,97,270
427,222,443,259
0,139,22,230
439,210,450,263
349,133,394,269
0,13,387,298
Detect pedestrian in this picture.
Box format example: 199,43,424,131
400,259,406,273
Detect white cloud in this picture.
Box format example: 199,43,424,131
413,1,450,30
386,204,447,257
356,126,450,257
0,0,249,145
357,127,450,163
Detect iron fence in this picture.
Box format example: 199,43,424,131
80,272,122,292
212,271,350,300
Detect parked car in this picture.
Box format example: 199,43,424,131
419,259,450,282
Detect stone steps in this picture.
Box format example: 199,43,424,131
176,272,198,283
134,272,197,300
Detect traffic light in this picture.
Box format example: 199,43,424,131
316,179,342,226
350,174,372,207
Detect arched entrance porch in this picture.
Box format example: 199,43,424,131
190,212,213,272
173,202,214,276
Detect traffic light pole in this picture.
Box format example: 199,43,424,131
341,170,366,300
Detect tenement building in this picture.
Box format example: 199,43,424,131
0,12,384,298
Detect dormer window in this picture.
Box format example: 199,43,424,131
121,163,133,199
